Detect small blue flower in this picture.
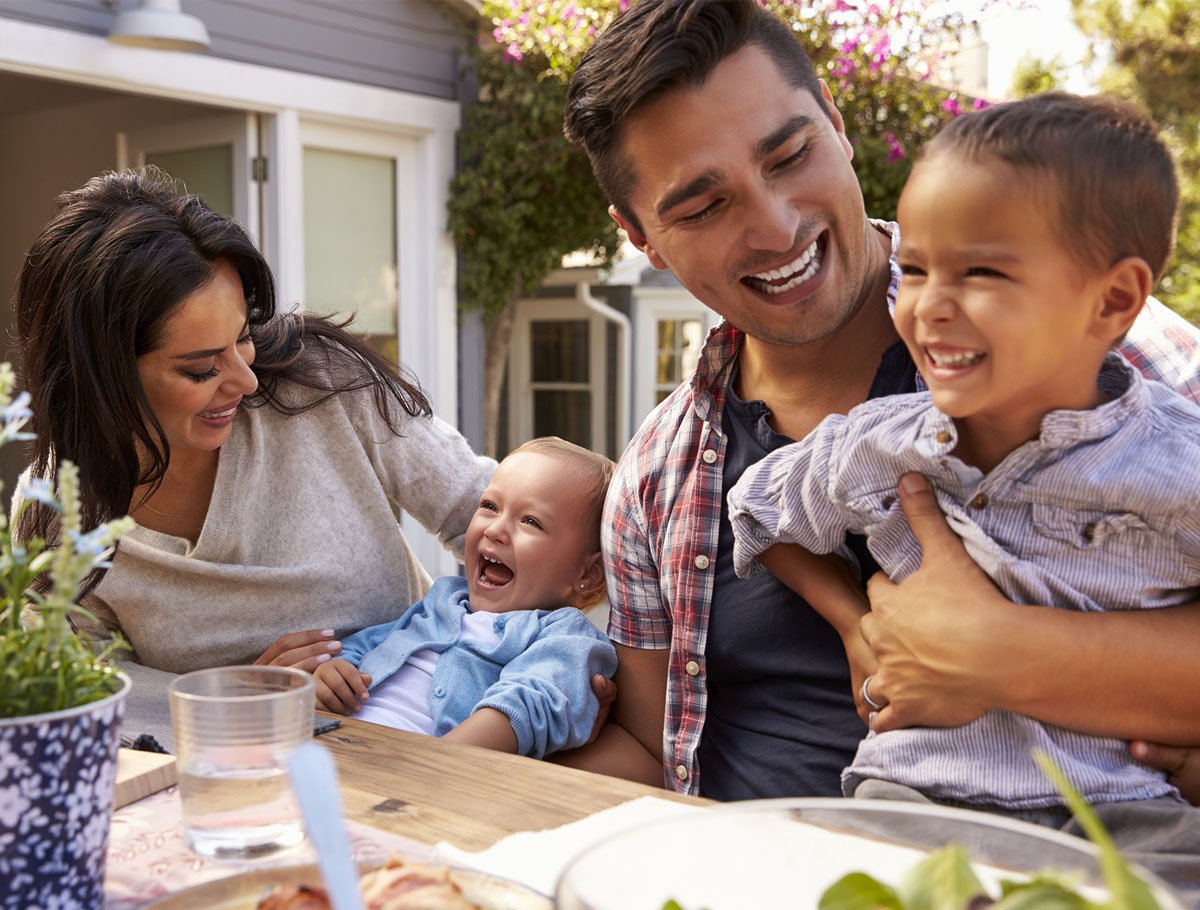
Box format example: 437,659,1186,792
20,479,61,513
68,528,110,559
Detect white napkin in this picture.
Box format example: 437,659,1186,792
434,795,703,896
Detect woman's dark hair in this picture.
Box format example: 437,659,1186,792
15,166,431,579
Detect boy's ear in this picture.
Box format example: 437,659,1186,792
610,205,668,271
1093,257,1153,342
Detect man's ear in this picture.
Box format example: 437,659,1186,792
1094,257,1153,342
610,204,668,271
818,79,853,162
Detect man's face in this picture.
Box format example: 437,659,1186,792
614,44,877,348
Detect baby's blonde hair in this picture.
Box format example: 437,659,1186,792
508,436,614,610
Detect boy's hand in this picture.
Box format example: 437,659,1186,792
314,658,371,714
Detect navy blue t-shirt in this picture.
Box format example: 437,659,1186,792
696,341,917,800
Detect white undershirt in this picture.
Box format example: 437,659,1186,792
354,609,502,733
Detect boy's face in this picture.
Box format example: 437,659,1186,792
612,44,881,350
894,154,1114,459
465,451,597,614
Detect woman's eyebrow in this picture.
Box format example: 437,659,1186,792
173,345,226,361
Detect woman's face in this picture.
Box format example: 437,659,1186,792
135,259,258,456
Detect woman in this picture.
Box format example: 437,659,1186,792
14,167,495,739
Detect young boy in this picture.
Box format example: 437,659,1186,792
727,92,1200,891
315,437,617,760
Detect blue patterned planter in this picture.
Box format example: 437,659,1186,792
0,674,130,910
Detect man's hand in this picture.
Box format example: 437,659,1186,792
255,628,342,673
844,628,879,727
860,473,1011,733
1131,741,1200,806
314,658,371,715
588,674,617,744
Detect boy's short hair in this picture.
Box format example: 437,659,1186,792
564,0,828,232
923,91,1179,282
509,437,614,610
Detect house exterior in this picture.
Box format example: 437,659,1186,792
0,0,477,574
496,254,719,463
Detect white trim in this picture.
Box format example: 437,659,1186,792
0,19,459,134
633,290,718,424
509,298,611,454
121,113,260,243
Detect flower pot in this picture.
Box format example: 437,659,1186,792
0,672,131,910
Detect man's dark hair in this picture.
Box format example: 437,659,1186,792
564,0,828,232
924,91,1179,281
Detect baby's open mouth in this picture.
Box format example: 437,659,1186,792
478,554,513,587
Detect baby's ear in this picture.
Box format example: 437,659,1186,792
578,550,606,593
1094,257,1153,342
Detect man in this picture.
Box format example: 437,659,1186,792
559,0,1200,801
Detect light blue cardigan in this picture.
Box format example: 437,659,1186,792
339,576,617,758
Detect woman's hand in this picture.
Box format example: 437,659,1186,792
1131,741,1200,806
255,629,342,672
860,473,1008,734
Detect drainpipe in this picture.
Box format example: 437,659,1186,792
576,280,632,453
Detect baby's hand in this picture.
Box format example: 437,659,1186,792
314,658,372,714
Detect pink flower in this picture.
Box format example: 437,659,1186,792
973,97,990,110
886,133,905,163
941,96,964,117
504,42,523,63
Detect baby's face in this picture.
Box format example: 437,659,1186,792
894,154,1113,455
464,451,594,614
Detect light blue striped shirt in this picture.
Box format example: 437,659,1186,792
728,353,1200,808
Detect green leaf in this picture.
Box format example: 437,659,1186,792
992,879,1093,910
1033,752,1161,910
900,844,988,910
820,871,906,910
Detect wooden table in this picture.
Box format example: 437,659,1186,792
321,715,704,851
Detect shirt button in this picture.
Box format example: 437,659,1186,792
433,686,446,698
702,449,717,464
694,555,710,570
968,493,989,509
935,430,952,444
685,660,700,676
675,765,689,781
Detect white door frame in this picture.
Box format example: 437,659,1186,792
632,288,718,424
119,113,260,243
509,297,610,454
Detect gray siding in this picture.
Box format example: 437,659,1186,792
0,0,474,100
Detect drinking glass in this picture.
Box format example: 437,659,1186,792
169,665,314,859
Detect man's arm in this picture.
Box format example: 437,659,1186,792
550,645,666,787
861,473,1200,744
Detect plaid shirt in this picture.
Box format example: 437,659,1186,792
602,220,1200,795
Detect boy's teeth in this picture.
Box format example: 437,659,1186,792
928,349,985,367
747,239,822,295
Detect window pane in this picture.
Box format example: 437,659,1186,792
146,145,234,218
680,319,704,378
656,352,678,386
534,390,591,448
303,147,397,358
531,320,588,383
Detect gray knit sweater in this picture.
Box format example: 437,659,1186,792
67,381,494,746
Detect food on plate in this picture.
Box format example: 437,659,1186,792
257,858,485,910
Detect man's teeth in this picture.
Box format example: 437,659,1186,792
927,349,985,367
748,239,822,294
200,406,237,419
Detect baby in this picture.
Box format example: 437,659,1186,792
727,92,1200,896
316,437,617,759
